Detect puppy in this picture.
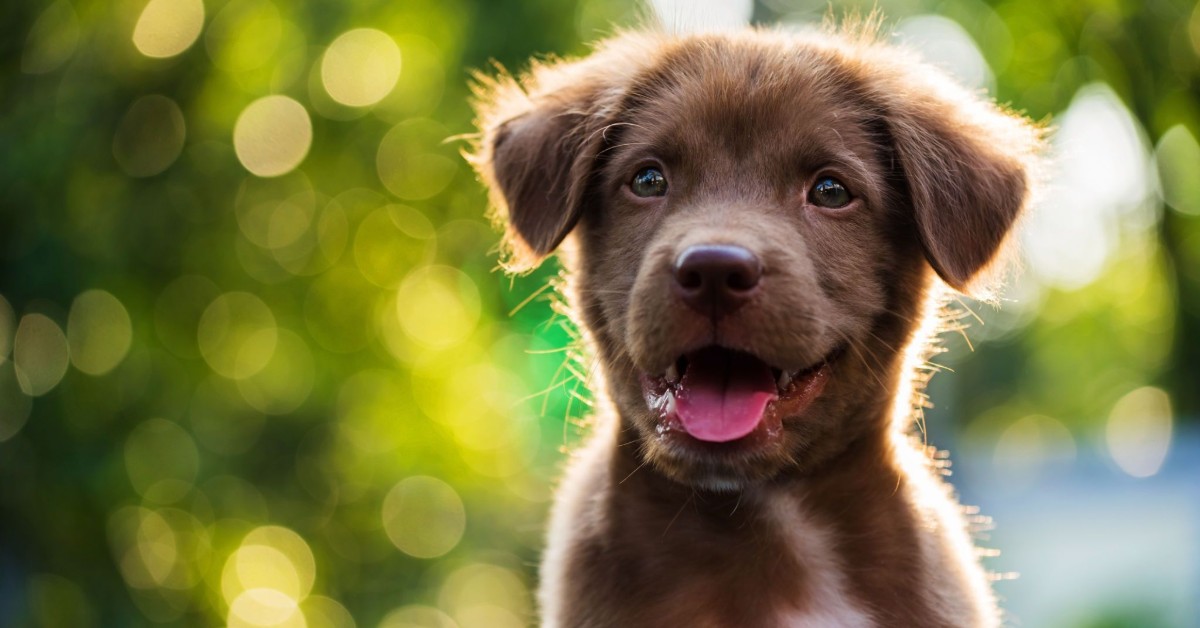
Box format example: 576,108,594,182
470,24,1043,628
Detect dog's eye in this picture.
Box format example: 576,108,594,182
810,177,851,208
631,167,668,197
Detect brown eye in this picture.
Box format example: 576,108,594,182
631,167,668,197
810,176,851,208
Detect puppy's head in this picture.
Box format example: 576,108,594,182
471,30,1042,490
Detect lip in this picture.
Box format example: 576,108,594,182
638,345,842,447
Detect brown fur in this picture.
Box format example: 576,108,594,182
469,25,1043,628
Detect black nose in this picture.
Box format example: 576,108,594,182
672,244,762,319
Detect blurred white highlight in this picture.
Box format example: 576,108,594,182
896,15,994,92
649,0,753,33
1023,84,1153,291
1106,387,1173,478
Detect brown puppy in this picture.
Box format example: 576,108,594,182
470,24,1043,628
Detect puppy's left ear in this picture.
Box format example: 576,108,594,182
869,56,1045,295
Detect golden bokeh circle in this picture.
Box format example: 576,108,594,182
124,418,200,503
234,96,313,178
132,0,205,59
13,313,70,397
321,28,402,107
197,292,279,380
395,266,480,350
382,476,466,559
68,289,133,376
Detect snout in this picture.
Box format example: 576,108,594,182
672,244,762,320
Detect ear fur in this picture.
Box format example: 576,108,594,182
468,34,664,272
860,46,1046,295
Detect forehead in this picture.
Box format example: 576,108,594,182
614,39,881,175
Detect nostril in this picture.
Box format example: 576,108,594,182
679,269,704,290
726,267,760,292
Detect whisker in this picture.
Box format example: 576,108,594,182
662,491,695,536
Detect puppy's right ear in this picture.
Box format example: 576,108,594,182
469,61,621,272
470,34,663,271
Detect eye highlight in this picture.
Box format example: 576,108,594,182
630,167,668,198
809,176,852,209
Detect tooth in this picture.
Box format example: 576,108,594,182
665,363,679,384
664,390,677,415
777,370,794,391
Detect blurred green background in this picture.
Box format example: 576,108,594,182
1,0,1198,626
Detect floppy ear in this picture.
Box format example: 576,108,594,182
485,92,607,266
469,40,655,272
868,55,1044,294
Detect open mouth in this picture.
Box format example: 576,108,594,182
640,345,840,443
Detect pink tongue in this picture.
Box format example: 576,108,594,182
675,349,778,442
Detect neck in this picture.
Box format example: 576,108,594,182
592,409,936,624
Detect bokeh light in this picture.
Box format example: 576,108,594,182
321,28,402,108
376,119,457,200
353,205,435,288
992,414,1076,487
897,15,994,92
376,35,445,120
648,0,753,33
124,418,200,503
382,476,466,559
67,289,133,376
1023,83,1152,290
1106,387,1174,478
12,313,70,397
1156,125,1200,216
395,266,480,350
205,0,284,74
132,0,205,59
113,95,187,178
236,329,315,415
108,505,210,593
221,525,317,627
301,596,356,628
227,589,306,628
197,291,279,379
0,362,32,442
234,96,313,177
21,1,79,74
438,563,531,628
